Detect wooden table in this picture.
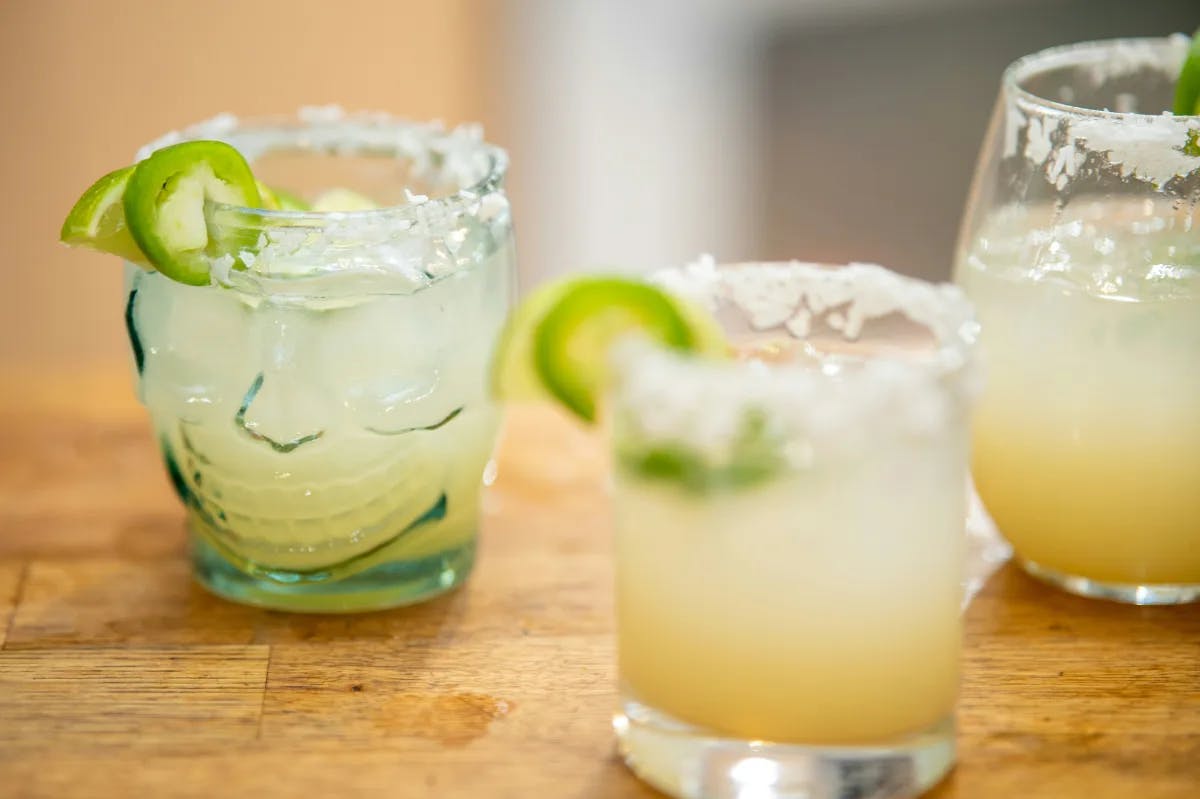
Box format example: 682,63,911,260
1,373,1197,798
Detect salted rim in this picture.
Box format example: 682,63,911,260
1004,35,1194,122
649,256,978,378
610,258,981,458
135,105,509,228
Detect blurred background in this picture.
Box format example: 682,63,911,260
1,0,1195,373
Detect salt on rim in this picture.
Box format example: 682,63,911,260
1004,35,1191,120
612,257,981,462
134,108,511,291
136,106,507,224
1000,37,1200,189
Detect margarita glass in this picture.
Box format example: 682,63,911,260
609,259,978,799
956,37,1200,604
124,110,515,612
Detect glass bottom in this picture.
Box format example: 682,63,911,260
192,534,475,613
1021,558,1200,605
614,696,954,799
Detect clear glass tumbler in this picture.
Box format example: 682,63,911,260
125,110,516,612
955,37,1200,604
610,259,979,799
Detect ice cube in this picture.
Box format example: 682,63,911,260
444,216,497,272
134,272,258,425
311,292,461,434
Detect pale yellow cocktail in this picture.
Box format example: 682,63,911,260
959,200,1200,595
954,35,1200,603
616,457,963,744
610,260,976,799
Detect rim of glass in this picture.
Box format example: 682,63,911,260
636,258,979,384
1003,35,1194,122
610,260,980,453
136,108,509,227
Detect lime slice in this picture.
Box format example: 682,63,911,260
255,182,311,212
59,166,148,266
272,187,310,211
256,180,281,210
1174,27,1200,116
311,188,379,212
123,140,261,286
489,278,576,403
492,275,727,423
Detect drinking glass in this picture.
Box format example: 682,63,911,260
955,37,1200,604
126,110,516,612
610,259,979,799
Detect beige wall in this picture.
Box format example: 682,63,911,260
0,0,489,370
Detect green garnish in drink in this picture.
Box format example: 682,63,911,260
617,409,785,492
310,188,379,212
256,182,312,211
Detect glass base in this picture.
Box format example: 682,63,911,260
1020,558,1200,605
192,535,475,613
614,697,955,799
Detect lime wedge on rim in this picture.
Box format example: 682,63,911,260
256,180,282,211
491,275,727,423
1174,27,1200,116
59,165,148,266
254,179,314,211
272,186,310,211
310,188,379,212
257,182,312,212
123,140,262,286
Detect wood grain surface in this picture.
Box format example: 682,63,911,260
0,372,1197,798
